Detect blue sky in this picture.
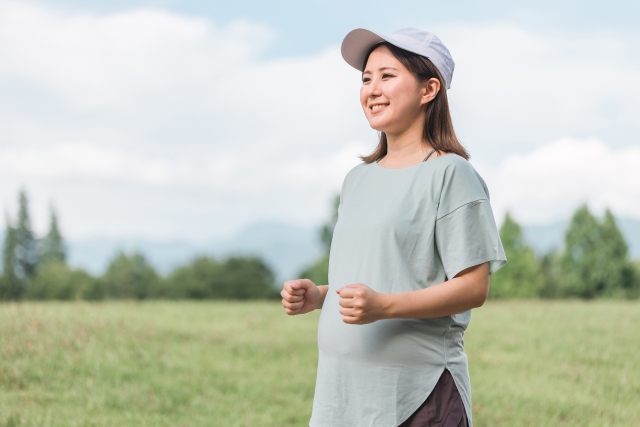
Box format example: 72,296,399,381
0,0,639,241
40,0,640,57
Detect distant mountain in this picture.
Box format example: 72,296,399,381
1,217,638,284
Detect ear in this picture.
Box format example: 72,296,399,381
420,77,441,106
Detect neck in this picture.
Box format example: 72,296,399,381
384,121,431,163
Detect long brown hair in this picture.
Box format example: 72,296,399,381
359,42,469,163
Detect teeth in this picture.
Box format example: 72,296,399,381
372,104,387,110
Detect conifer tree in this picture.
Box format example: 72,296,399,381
539,250,562,298
40,206,66,264
559,204,636,298
2,214,21,299
489,212,542,298
560,204,601,298
597,209,636,297
15,190,38,282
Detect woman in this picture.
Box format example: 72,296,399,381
281,27,507,427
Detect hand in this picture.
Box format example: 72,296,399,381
281,279,322,316
336,283,390,324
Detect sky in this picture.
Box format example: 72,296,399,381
0,0,639,241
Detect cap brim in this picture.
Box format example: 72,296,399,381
341,28,387,72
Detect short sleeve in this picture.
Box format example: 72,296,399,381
436,200,507,279
434,157,507,279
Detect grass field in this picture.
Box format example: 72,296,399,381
1,301,639,427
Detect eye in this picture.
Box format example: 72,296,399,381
362,77,371,84
382,73,394,79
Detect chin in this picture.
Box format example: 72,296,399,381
367,119,390,132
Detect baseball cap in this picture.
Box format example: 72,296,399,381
341,27,455,89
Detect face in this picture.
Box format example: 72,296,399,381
360,45,437,136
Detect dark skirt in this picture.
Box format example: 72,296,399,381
398,369,469,427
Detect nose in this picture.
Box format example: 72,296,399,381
369,78,382,98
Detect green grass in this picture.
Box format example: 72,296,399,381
1,301,639,426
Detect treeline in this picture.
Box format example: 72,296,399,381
0,191,278,301
3,190,639,301
299,196,640,300
492,206,640,299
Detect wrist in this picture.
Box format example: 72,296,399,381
380,293,396,319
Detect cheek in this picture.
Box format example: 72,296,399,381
359,87,369,110
388,82,422,113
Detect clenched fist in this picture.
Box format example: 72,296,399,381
336,283,390,324
281,279,325,315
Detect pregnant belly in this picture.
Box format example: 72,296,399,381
317,292,449,366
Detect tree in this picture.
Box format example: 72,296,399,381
164,256,222,299
598,209,637,298
559,205,636,298
489,212,542,298
539,250,562,299
559,204,603,298
320,194,340,253
631,260,640,299
102,252,160,300
298,193,340,286
1,215,21,300
39,206,66,264
165,256,278,299
298,255,330,287
0,276,5,300
15,190,38,284
215,256,278,299
26,260,94,300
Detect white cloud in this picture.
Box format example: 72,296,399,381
0,1,366,148
0,2,638,240
0,3,272,107
478,137,640,225
0,143,168,183
0,139,368,190
0,1,371,238
437,24,640,159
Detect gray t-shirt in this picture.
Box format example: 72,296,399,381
309,153,507,427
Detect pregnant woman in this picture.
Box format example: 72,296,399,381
281,27,507,427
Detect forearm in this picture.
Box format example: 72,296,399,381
384,264,489,319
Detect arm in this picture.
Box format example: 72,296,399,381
337,262,490,324
281,279,329,316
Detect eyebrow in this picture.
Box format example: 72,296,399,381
362,66,399,75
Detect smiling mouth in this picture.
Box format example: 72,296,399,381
371,104,388,111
